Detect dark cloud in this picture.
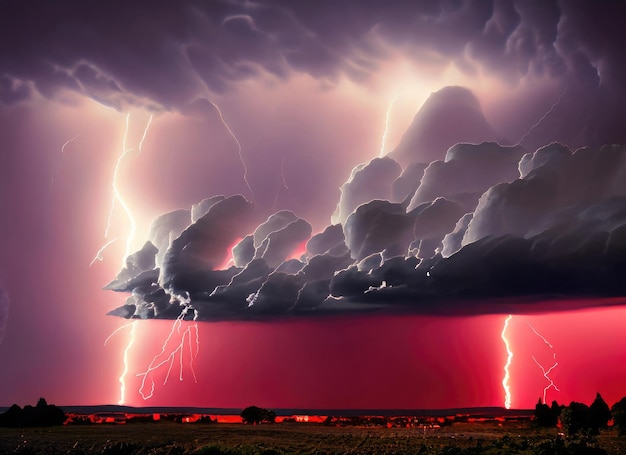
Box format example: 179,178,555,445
148,209,192,269
105,140,626,320
2,0,624,120
104,241,159,292
305,224,345,257
160,194,256,294
343,199,417,261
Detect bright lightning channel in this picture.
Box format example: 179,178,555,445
501,314,513,409
106,113,136,264
96,113,154,405
136,299,200,400
104,321,137,405
517,88,568,145
379,95,399,157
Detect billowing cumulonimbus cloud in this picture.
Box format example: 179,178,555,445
160,195,256,294
388,86,501,166
148,209,192,269
106,140,626,320
0,284,8,344
2,0,625,148
331,157,402,225
408,142,526,212
464,143,626,245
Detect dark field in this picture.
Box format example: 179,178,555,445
1,420,625,455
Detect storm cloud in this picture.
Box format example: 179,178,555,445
106,137,626,321
2,0,626,152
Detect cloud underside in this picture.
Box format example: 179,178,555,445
106,140,626,321
2,1,625,125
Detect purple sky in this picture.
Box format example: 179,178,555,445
1,0,626,410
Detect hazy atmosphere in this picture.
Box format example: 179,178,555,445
1,0,625,411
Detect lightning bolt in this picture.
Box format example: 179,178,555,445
104,320,137,405
206,98,253,199
517,88,568,145
138,114,153,154
97,113,154,404
89,238,118,267
501,314,513,409
136,294,200,400
532,353,560,404
105,113,136,264
526,321,560,404
96,113,154,266
379,94,399,157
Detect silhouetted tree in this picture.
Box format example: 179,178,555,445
612,397,626,437
0,398,65,427
0,404,23,427
589,393,611,430
240,406,276,424
561,401,596,435
534,398,560,427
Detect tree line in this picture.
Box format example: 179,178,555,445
535,392,626,436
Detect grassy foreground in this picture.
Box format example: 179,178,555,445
1,420,624,455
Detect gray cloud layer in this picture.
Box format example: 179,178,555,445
2,0,625,143
106,138,626,321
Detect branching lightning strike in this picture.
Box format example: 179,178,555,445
136,297,200,400
379,95,399,157
501,314,513,409
526,321,560,404
532,353,560,404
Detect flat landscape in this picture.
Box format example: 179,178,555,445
1,419,625,455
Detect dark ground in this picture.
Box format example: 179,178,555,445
1,420,624,454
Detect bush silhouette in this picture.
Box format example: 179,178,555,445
612,396,626,437
240,406,276,424
0,398,65,427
